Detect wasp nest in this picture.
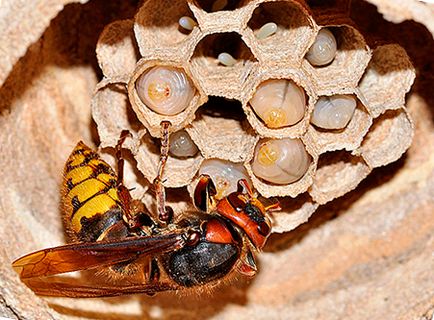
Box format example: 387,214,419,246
92,0,415,233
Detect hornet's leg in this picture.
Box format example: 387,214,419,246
154,121,173,225
114,130,151,230
116,130,132,187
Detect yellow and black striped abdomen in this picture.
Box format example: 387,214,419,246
62,142,124,242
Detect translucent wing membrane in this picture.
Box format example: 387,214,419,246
13,232,186,279
21,277,181,298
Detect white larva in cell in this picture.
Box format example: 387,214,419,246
178,16,197,31
169,130,199,158
305,28,337,67
135,66,195,116
249,79,306,128
311,95,357,130
251,138,311,185
218,52,237,67
199,159,251,199
256,22,278,40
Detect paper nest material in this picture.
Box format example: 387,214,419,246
92,0,415,233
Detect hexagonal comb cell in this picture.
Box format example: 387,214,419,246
132,133,204,188
134,0,200,59
91,82,144,148
186,96,258,162
96,20,139,81
309,150,370,204
360,109,413,168
304,94,372,153
243,65,315,139
272,193,319,233
246,0,315,64
190,32,258,99
245,137,318,197
169,130,200,158
302,24,371,93
128,59,207,137
357,44,415,118
249,79,306,129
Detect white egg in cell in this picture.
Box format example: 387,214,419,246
169,130,199,158
135,66,196,116
251,138,311,185
178,16,197,31
311,95,357,130
199,159,251,199
249,79,306,129
305,28,337,67
256,22,278,40
217,52,237,67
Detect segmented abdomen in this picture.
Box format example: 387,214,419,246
62,142,123,242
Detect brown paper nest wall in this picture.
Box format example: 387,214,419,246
0,0,433,319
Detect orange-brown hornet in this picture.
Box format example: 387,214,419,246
12,126,280,298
